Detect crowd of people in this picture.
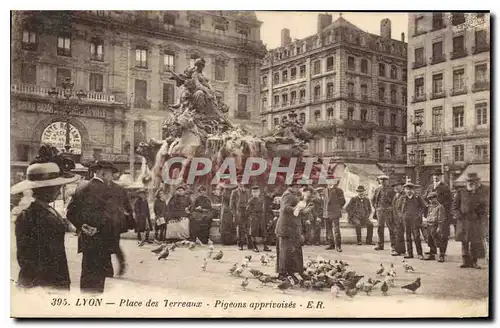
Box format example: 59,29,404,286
12,146,490,293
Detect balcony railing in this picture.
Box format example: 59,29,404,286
11,83,119,104
470,155,490,164
472,43,490,55
411,94,427,103
430,90,447,100
450,49,468,60
234,111,251,119
431,54,446,64
412,61,426,69
472,81,490,92
134,99,152,109
450,86,468,96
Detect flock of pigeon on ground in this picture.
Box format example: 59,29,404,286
144,238,422,298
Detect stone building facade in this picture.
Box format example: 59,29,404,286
407,12,490,187
260,14,408,179
11,10,265,180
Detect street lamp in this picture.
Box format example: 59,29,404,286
410,115,425,184
48,78,86,155
384,143,395,176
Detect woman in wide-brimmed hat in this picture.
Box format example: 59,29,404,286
11,145,78,290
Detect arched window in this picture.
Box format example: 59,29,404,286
313,85,321,101
299,112,306,123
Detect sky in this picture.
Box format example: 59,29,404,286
255,12,409,49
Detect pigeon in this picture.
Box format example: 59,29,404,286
388,263,396,277
169,244,177,252
138,240,146,247
234,266,245,277
345,288,358,298
301,280,312,290
376,263,385,276
208,244,214,251
229,263,238,275
385,272,395,287
269,254,276,260
249,269,264,278
381,281,389,296
362,279,375,295
260,255,269,266
258,274,273,285
402,260,415,272
330,285,340,298
201,258,208,271
208,239,214,246
151,244,166,254
213,250,223,261
158,248,170,260
277,277,293,293
401,278,421,293
188,242,196,250
312,280,327,291
245,255,252,262
241,277,249,290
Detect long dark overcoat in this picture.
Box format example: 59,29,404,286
134,198,152,232
453,185,489,244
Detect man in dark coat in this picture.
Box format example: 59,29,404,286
453,172,489,269
190,185,214,244
246,185,272,252
391,180,406,256
324,179,346,252
66,160,119,293
345,185,374,245
423,168,452,260
372,175,396,253
230,179,251,250
134,189,152,244
400,182,427,260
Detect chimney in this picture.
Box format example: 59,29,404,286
401,32,405,42
380,18,391,39
317,13,332,33
281,28,291,47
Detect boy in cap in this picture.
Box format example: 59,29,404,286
424,192,447,262
400,182,427,259
345,185,374,245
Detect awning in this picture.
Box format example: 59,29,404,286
345,163,386,179
455,164,490,185
340,163,386,202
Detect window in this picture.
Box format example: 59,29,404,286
238,31,248,40
415,77,424,98
347,138,355,151
291,67,297,80
476,102,488,125
299,65,306,78
134,121,147,146
432,73,443,94
90,37,104,61
475,63,487,83
213,59,225,81
238,64,248,84
414,16,424,34
20,63,36,84
361,59,368,74
16,144,30,162
273,95,279,106
274,72,280,84
164,52,175,71
390,87,397,104
453,145,465,162
379,85,385,101
163,83,175,105
290,91,297,104
273,117,279,126
361,139,367,153
452,13,466,26
327,108,334,120
281,116,287,123
361,84,368,98
135,47,148,68
134,79,148,107
313,85,321,101
361,109,367,122
326,56,334,71
432,41,443,60
164,14,175,30
453,106,464,128
475,30,487,46
403,114,407,131
347,107,354,120
189,17,201,29
390,113,397,127
432,13,444,29
415,109,424,121
475,145,489,161
378,63,385,77
453,69,465,90
402,68,407,81
313,60,321,75
325,138,333,152
214,25,225,35
324,83,333,99
57,34,71,57
347,82,354,98
262,75,268,86
390,139,397,156
433,148,442,163
453,35,465,54
378,139,386,156
378,111,385,126
56,68,71,87
299,113,306,123
348,57,355,71
402,88,407,106
299,89,306,102
415,47,424,65
22,30,37,50
237,95,248,113
89,73,103,92
261,97,267,110
282,70,288,82
314,110,321,121
281,94,288,106
432,106,443,132
390,65,397,79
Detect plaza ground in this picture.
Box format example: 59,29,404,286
10,228,489,318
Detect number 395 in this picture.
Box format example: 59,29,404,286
50,298,69,306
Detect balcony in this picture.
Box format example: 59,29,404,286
472,43,490,55
305,119,337,132
11,83,119,104
430,54,446,65
134,99,152,109
430,90,447,100
411,94,427,103
234,111,251,119
450,87,468,96
472,81,490,92
470,155,490,164
339,119,377,131
412,61,426,69
450,49,468,60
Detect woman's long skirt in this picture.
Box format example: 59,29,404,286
276,236,304,275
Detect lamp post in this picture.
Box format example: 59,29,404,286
409,115,424,184
48,78,86,156
384,143,396,176
432,109,446,178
